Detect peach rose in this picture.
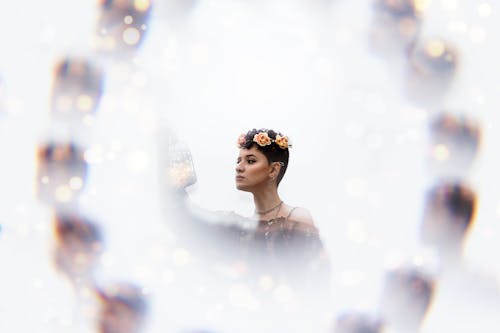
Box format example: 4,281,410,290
253,132,272,146
237,134,247,147
275,135,290,149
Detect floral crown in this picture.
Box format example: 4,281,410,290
237,130,291,150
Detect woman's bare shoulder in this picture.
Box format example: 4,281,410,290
287,206,315,226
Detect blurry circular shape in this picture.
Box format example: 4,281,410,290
69,176,84,190
404,38,459,106
369,0,423,56
413,0,431,12
95,282,148,333
409,38,458,78
96,0,152,55
478,3,492,17
53,212,103,282
51,58,104,124
378,265,435,332
420,181,477,262
36,142,88,206
428,113,481,177
134,0,151,12
259,275,274,290
124,15,133,24
122,27,141,45
76,94,94,112
425,39,445,57
432,144,450,161
55,185,73,203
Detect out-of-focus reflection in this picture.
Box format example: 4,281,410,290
96,283,148,333
35,141,88,207
50,58,104,126
418,182,500,332
378,265,435,333
369,0,422,57
94,0,152,55
420,181,476,269
332,311,383,333
53,211,103,286
427,113,481,179
164,137,197,190
405,38,459,106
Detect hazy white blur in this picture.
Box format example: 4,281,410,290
1,0,500,332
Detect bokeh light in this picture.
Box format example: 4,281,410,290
1,1,500,333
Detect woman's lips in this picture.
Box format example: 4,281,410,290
235,176,245,181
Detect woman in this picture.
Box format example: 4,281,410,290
163,128,330,332
236,128,314,226
234,129,327,280
166,128,328,278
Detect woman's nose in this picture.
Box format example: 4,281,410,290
235,162,244,173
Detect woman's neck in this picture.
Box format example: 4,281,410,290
252,187,282,214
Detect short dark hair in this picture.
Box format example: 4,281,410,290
239,128,290,185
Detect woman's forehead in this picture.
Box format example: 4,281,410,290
238,146,264,158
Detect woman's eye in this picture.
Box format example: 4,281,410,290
248,160,256,164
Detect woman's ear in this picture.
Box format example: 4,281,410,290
270,162,281,178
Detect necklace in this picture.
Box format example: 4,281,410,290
255,200,283,215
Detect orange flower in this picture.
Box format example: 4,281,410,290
275,135,290,149
237,134,246,147
253,132,272,146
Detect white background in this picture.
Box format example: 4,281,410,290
1,0,500,332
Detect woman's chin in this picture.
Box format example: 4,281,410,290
236,183,250,192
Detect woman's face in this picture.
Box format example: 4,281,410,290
235,146,272,192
